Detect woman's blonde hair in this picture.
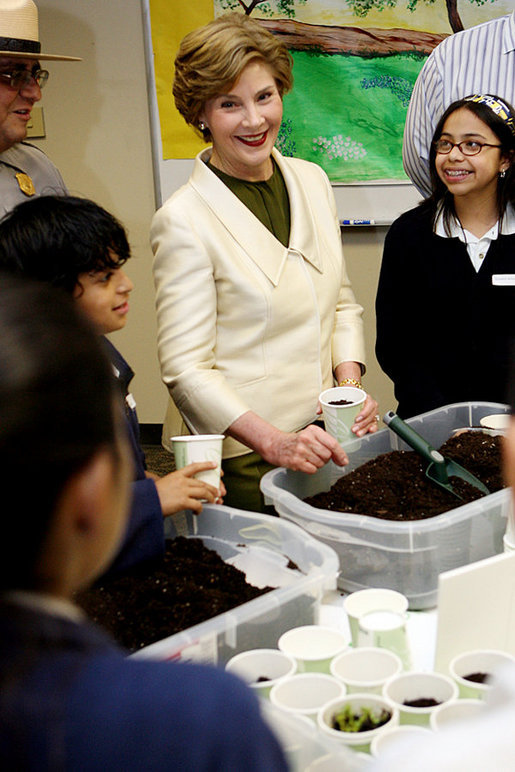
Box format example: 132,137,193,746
173,13,293,141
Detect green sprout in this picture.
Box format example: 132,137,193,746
332,704,391,733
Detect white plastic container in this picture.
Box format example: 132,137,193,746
261,402,510,609
131,504,339,665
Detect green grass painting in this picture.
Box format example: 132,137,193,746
277,50,427,182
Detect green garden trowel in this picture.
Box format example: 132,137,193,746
383,411,490,501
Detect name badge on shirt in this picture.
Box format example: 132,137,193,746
492,275,515,286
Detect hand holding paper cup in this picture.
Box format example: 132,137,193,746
319,386,367,443
171,434,224,495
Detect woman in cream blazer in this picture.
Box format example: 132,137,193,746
151,14,378,510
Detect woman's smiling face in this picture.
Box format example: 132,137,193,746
435,107,510,203
199,59,283,182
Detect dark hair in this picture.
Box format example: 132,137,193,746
424,95,515,233
0,274,120,590
0,195,131,293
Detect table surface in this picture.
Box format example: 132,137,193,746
320,590,438,671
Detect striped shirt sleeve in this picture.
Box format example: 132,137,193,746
403,12,515,197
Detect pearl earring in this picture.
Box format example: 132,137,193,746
199,122,206,131
500,169,506,178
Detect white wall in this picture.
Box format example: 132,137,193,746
32,0,396,424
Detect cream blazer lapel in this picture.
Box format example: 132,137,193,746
189,148,323,286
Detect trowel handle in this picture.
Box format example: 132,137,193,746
383,411,446,468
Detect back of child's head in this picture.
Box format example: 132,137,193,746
0,195,131,293
0,273,122,590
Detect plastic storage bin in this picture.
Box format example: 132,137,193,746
131,504,339,665
261,402,511,610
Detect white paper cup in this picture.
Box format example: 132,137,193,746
171,434,224,491
331,647,403,694
318,693,399,754
449,649,515,699
382,671,458,726
278,625,349,673
430,698,485,731
270,673,346,721
357,610,412,670
479,414,510,433
370,724,432,757
343,589,409,647
319,387,367,443
225,648,297,698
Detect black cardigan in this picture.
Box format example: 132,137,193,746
375,205,515,418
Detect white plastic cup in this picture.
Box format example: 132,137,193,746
270,672,346,721
449,649,515,699
225,648,297,698
370,724,432,757
319,386,367,443
278,625,349,673
343,589,409,647
330,647,403,694
479,414,510,433
317,693,399,754
171,434,224,492
382,671,458,726
357,610,412,670
430,698,485,731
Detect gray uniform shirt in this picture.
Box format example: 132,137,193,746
0,142,67,216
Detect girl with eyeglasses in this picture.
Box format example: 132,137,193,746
375,94,515,419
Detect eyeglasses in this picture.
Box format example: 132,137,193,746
434,139,501,156
0,68,49,91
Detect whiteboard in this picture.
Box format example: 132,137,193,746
141,2,421,227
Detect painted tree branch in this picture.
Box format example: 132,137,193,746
257,18,448,56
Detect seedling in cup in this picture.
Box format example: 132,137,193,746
317,693,399,753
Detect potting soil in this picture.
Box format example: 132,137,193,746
76,537,272,652
304,431,504,521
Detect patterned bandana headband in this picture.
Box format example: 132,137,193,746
464,94,515,137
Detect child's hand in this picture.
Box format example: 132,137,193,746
154,462,223,516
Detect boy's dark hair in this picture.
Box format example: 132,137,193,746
0,195,131,293
0,274,122,590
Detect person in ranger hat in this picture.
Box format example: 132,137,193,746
0,0,79,215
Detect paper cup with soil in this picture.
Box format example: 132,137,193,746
225,648,297,698
449,649,515,699
171,434,224,493
319,387,366,444
382,671,458,726
317,693,399,753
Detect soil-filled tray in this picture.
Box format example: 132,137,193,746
76,537,272,652
260,403,511,609
305,432,504,521
77,506,339,664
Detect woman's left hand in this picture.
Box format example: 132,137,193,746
351,394,380,436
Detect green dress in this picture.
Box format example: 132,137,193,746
206,159,291,513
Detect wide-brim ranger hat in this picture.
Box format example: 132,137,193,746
0,0,80,61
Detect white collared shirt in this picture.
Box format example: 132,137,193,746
3,590,85,623
435,203,515,272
